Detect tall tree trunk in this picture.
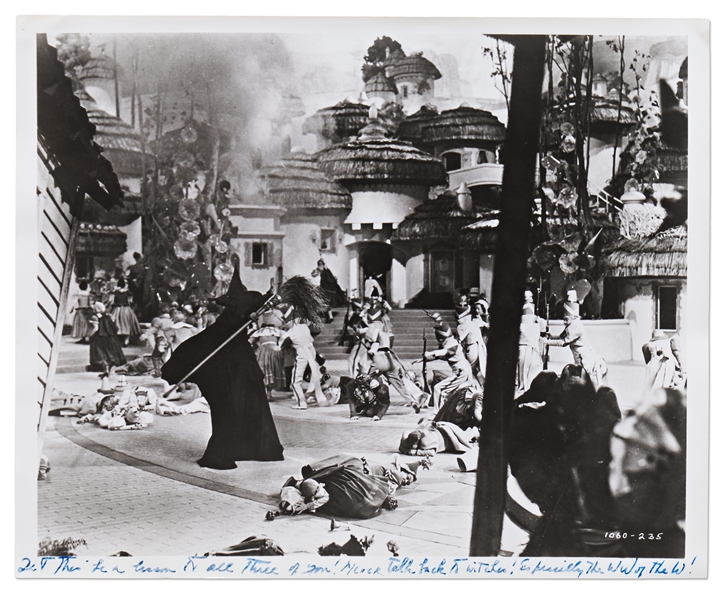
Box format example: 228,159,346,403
470,35,546,556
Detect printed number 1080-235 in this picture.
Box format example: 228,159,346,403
605,532,663,540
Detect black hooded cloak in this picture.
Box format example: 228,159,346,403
162,309,284,469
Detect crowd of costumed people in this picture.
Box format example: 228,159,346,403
58,253,686,557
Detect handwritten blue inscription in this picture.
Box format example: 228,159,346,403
16,555,698,578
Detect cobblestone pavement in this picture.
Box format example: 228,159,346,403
36,351,647,559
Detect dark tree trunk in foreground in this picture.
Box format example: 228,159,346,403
470,35,546,556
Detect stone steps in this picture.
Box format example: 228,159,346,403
314,309,457,360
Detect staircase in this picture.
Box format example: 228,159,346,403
314,309,457,361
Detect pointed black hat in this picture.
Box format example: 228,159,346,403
213,265,266,314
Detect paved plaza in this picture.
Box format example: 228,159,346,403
36,340,648,559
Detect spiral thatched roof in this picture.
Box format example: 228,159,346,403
600,226,687,278
315,130,447,187
364,73,398,94
259,152,352,211
386,52,442,81
392,192,498,248
419,106,507,145
302,100,371,141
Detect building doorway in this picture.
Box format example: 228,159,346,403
360,243,392,299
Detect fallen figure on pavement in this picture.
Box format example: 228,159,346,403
340,371,391,421
398,420,478,456
266,454,431,520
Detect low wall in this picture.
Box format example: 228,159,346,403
546,319,634,363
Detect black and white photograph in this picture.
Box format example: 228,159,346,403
14,12,710,580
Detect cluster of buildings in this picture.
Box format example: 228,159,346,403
48,35,689,366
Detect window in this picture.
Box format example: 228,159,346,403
245,242,271,268
401,85,408,99
443,152,462,172
658,285,678,330
319,228,337,253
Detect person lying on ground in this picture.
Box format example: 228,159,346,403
340,371,390,421
269,454,430,520
399,420,479,456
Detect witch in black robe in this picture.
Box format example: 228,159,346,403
162,269,284,469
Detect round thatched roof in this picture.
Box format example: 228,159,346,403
386,52,442,81
600,226,687,278
315,127,447,187
397,104,439,143
419,106,506,145
392,192,497,248
364,73,398,94
79,55,119,82
590,96,637,130
302,100,370,141
259,151,352,211
80,100,147,177
382,48,406,68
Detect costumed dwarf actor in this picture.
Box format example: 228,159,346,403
162,267,284,470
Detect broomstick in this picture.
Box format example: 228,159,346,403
163,276,329,398
422,329,431,395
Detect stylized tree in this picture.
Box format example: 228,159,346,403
362,36,403,82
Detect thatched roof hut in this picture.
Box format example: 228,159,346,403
385,52,442,81
392,192,498,249
588,94,637,135
302,100,371,142
315,123,447,188
364,73,398,94
79,55,120,83
397,104,439,143
600,226,687,278
458,214,500,250
259,151,352,211
80,102,146,177
419,106,507,147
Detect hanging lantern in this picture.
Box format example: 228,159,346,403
214,262,234,283
214,240,229,254
179,221,201,241
178,198,201,221
180,125,198,144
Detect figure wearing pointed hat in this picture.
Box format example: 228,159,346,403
455,304,487,385
161,266,284,469
542,290,608,390
423,315,479,412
